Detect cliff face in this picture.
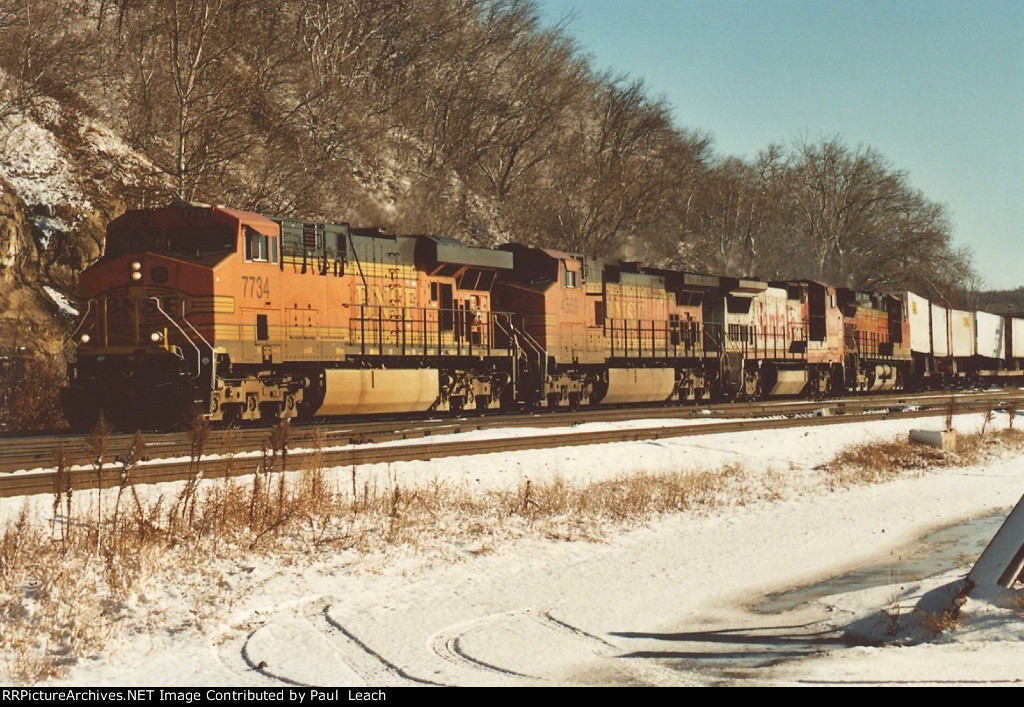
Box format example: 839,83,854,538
0,107,161,356
0,186,68,356
0,184,36,286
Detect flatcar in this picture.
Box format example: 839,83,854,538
61,202,1024,430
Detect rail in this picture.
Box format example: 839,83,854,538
6,389,1023,497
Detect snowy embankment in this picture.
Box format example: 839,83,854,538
2,411,1023,686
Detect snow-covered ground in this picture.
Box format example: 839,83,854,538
5,411,1024,687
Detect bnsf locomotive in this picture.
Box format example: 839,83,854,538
62,202,1024,430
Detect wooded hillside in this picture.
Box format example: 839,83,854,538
0,0,980,352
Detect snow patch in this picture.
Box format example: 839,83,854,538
31,214,70,249
43,285,78,317
0,113,86,209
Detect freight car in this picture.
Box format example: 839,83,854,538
61,202,1024,430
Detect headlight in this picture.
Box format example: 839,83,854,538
131,270,143,281
80,333,90,344
150,331,164,343
131,261,142,271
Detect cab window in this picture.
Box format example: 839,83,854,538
563,264,577,288
245,228,277,263
164,223,235,257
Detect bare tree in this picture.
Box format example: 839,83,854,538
0,0,976,307
472,19,588,203
164,0,245,199
112,0,251,200
754,137,976,291
538,75,692,256
782,138,904,284
680,145,786,276
0,0,95,129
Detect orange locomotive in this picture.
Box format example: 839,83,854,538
64,203,519,429
63,202,1023,430
492,248,868,406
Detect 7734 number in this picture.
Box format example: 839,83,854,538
242,275,270,299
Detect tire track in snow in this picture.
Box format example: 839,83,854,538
223,599,440,686
427,607,692,685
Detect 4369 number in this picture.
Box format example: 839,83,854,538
242,275,270,299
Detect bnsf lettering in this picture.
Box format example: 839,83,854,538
355,284,416,308
242,275,270,299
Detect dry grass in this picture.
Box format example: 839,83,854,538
826,439,954,488
1013,589,1024,621
921,607,962,635
1,505,127,682
3,412,1023,682
825,426,1024,489
0,421,766,683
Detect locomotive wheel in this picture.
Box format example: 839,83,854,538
474,395,491,415
449,396,465,415
219,403,241,427
568,392,581,411
260,401,284,421
62,389,101,432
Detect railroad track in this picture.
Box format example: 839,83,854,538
1,389,1021,498
0,388,1011,473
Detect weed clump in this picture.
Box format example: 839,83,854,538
826,438,952,488
826,424,1024,489
921,607,961,635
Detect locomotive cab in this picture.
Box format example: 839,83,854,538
63,203,280,429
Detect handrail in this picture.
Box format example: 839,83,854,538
64,298,94,362
492,314,519,392
148,297,204,379
493,312,548,402
177,306,218,393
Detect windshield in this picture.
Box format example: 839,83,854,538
165,223,236,257
105,221,236,259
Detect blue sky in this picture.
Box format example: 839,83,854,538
537,0,1023,290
